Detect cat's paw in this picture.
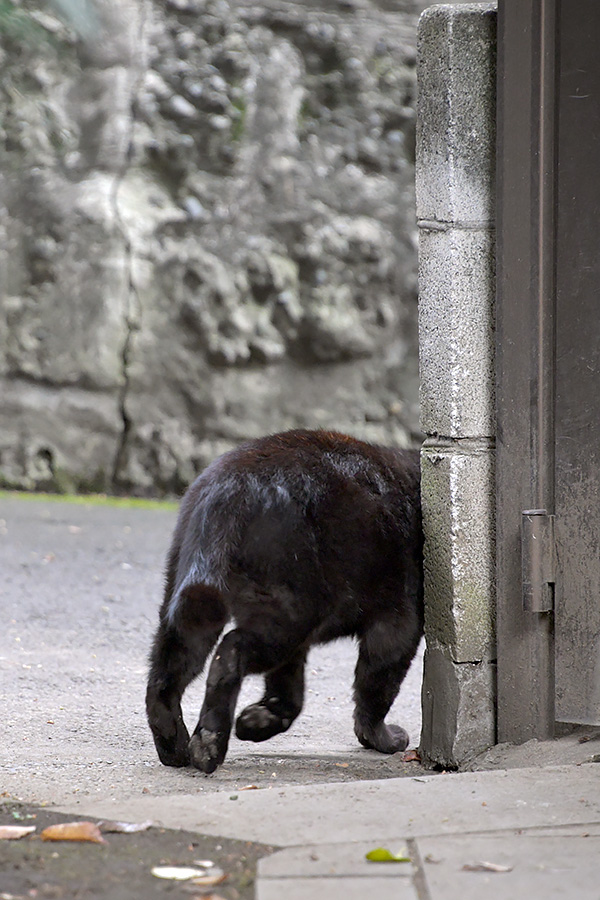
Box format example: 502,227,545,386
235,702,290,742
153,736,190,767
147,699,190,767
189,729,227,773
355,721,409,754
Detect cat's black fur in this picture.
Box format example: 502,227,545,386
146,429,423,774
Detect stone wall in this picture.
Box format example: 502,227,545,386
0,0,428,495
416,2,497,766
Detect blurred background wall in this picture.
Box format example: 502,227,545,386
0,0,444,496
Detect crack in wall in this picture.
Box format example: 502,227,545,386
108,0,150,491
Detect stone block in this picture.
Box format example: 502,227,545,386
0,381,121,492
419,226,496,438
416,3,497,225
420,644,496,768
421,441,496,663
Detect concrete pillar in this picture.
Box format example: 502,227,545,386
416,3,497,767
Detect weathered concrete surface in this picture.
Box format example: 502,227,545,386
0,0,427,496
257,823,600,900
415,2,497,226
421,645,495,767
420,441,495,661
419,227,496,438
417,3,497,766
64,763,600,855
417,827,600,900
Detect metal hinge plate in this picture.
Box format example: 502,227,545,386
521,509,556,612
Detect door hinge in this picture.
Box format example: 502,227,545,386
521,509,556,613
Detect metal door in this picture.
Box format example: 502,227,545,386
497,0,600,741
554,0,600,724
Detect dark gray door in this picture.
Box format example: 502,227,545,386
497,0,600,741
554,0,600,725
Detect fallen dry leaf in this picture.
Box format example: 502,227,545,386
462,861,513,873
239,784,259,791
98,819,153,834
0,825,36,840
152,866,212,881
335,762,349,768
402,748,422,762
189,868,226,887
41,821,106,844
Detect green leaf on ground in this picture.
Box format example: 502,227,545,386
365,847,411,863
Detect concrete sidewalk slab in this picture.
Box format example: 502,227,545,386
257,826,600,900
64,763,600,846
257,842,417,900
258,876,417,900
419,829,600,900
258,841,414,877
59,761,600,898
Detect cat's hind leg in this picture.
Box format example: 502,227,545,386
235,650,306,742
353,610,421,754
146,584,226,767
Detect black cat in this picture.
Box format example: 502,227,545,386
146,429,423,774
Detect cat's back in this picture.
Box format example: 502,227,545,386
179,429,420,523
217,428,419,488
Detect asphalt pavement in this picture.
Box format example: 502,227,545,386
0,492,424,803
1,492,600,899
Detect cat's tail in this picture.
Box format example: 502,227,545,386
163,471,247,628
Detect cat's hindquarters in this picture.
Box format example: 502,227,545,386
146,429,424,771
